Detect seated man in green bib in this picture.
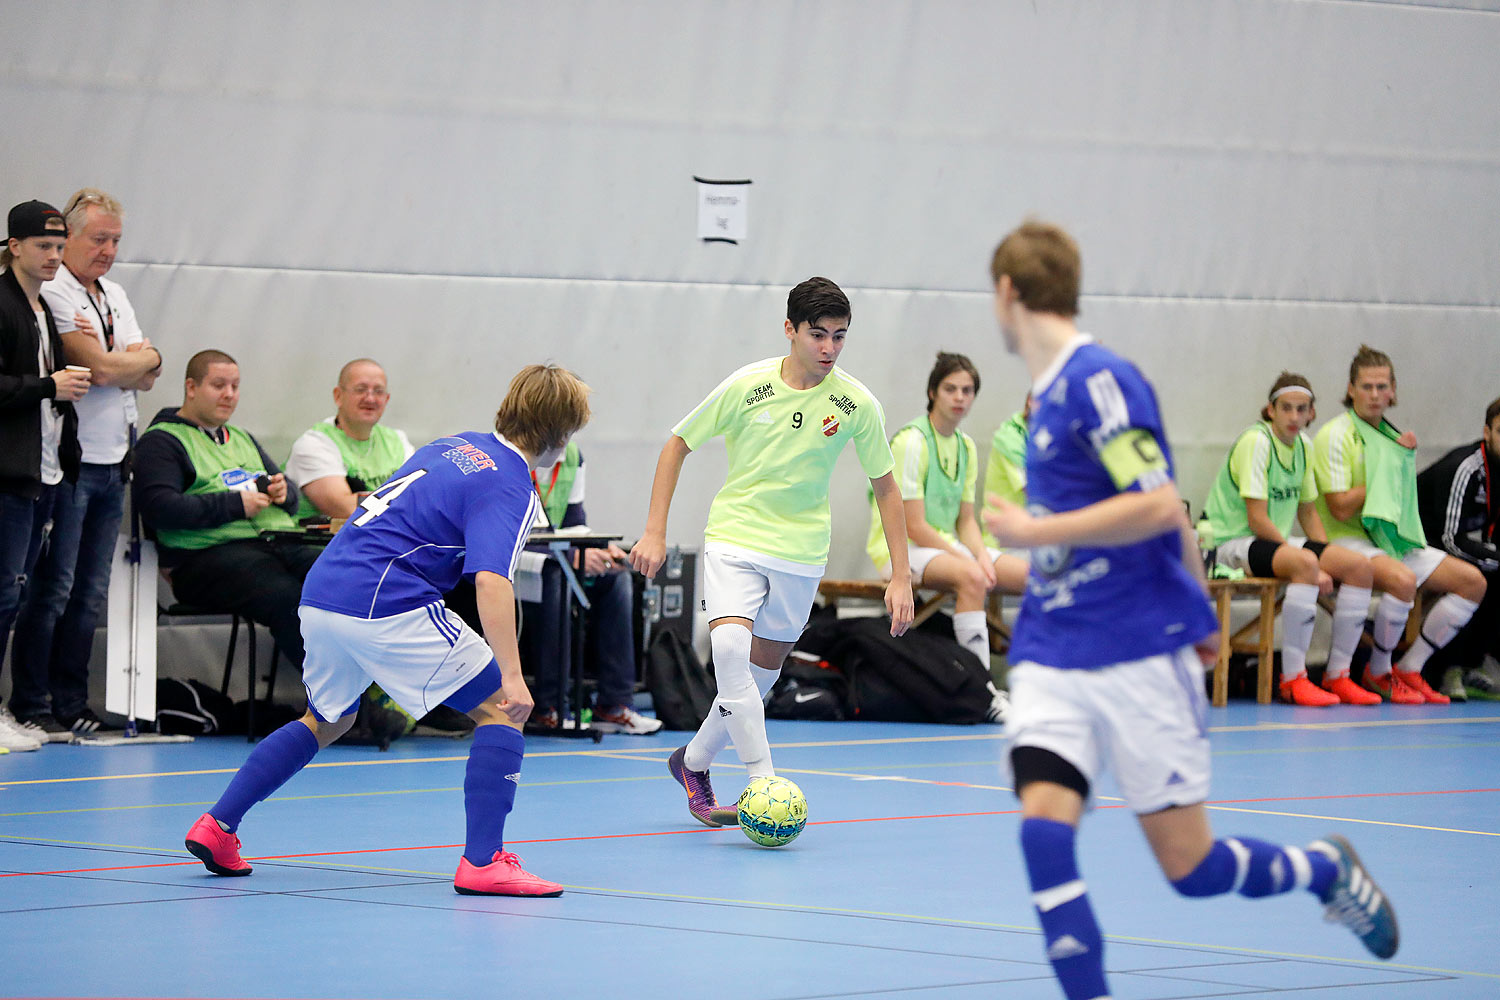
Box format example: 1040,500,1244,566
284,358,413,522
134,349,317,672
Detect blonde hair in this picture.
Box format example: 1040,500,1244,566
989,220,1081,317
493,364,592,456
62,188,124,233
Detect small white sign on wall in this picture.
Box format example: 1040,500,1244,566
695,176,751,244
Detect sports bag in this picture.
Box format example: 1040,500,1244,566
766,654,852,720
645,630,718,731
156,678,235,735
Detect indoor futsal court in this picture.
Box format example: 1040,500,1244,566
3,703,1498,998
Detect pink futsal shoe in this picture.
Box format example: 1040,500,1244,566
668,746,736,827
185,812,252,876
454,851,563,897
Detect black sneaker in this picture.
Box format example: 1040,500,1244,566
59,708,123,737
18,711,75,743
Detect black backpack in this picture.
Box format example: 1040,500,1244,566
156,678,236,735
792,613,994,724
766,654,852,720
645,630,718,731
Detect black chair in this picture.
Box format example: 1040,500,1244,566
157,603,281,742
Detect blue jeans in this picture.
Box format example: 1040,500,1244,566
11,464,126,719
522,562,636,713
1,486,59,702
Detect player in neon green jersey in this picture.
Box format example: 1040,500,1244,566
1201,372,1379,706
867,352,1026,678
1313,345,1486,705
632,277,915,828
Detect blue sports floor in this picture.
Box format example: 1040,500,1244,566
3,702,1498,999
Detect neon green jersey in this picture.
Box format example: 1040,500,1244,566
673,357,893,566
1313,410,1371,544
865,417,978,570
1202,422,1317,546
981,411,1028,546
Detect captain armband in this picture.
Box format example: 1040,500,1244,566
1098,428,1170,492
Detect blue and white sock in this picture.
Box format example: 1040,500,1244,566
1171,837,1336,900
210,720,320,832
463,724,524,867
1020,818,1109,1000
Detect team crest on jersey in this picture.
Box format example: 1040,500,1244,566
822,415,839,437
442,443,496,475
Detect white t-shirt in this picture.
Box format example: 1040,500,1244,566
35,310,62,485
283,416,415,488
40,268,144,464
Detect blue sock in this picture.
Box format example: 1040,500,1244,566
463,725,525,867
1171,837,1337,899
210,721,320,832
1020,818,1108,1000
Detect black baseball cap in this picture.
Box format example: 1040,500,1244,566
5,201,68,243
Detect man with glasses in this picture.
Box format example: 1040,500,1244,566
0,200,89,751
10,189,163,739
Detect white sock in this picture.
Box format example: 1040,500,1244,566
685,625,773,777
1324,585,1371,679
1399,594,1481,674
1279,583,1319,681
953,610,990,666
1368,594,1413,677
685,661,781,770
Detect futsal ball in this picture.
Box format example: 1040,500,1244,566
736,776,808,847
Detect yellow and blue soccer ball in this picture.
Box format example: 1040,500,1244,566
736,776,807,847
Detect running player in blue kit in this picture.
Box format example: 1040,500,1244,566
185,364,591,897
981,222,1399,1000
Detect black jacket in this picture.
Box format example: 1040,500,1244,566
0,267,80,498
1417,441,1498,573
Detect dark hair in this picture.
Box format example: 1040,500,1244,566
786,277,850,329
186,349,237,382
926,352,981,413
1259,371,1315,422
1342,344,1396,408
1486,396,1500,427
989,220,1081,317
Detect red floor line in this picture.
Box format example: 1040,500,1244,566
7,786,1492,880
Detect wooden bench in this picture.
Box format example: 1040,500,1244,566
1206,577,1281,707
816,579,1012,653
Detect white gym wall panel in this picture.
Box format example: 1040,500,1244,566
3,0,1496,575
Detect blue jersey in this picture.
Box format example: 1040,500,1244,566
301,432,541,619
1009,338,1216,669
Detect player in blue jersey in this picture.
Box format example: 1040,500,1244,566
184,364,591,897
981,221,1398,999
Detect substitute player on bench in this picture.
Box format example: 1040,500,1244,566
983,221,1397,1000
185,364,590,897
631,277,915,827
1200,372,1382,706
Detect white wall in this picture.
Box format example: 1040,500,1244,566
3,0,1497,576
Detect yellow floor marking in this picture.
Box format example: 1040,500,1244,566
1205,804,1500,837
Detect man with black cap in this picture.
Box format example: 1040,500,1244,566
0,201,90,752
9,189,164,739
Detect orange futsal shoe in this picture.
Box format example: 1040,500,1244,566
1280,674,1339,707
1362,667,1424,705
1393,669,1450,705
1322,674,1383,705
454,851,563,897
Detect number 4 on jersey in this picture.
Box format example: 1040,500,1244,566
352,469,428,526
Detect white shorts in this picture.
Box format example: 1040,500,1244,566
895,544,1005,584
1003,646,1211,814
702,546,821,642
300,603,498,722
1214,535,1306,574
1329,537,1447,587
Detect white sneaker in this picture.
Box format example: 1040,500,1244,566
985,682,1010,723
590,705,664,735
0,709,43,752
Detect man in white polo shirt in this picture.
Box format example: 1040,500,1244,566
11,189,162,739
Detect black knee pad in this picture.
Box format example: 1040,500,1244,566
1011,745,1090,800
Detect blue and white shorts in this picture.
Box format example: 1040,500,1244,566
1003,645,1211,814
300,603,497,723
